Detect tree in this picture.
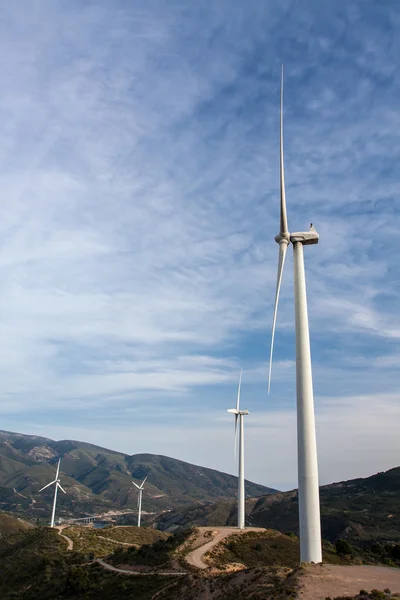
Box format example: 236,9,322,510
335,539,353,556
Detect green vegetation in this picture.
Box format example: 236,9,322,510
203,531,357,571
0,522,178,599
0,512,31,536
245,467,400,561
0,524,299,600
154,565,301,600
63,525,170,557
0,429,274,522
110,527,193,568
327,590,400,600
155,500,237,531
2,514,398,600
62,526,126,557
0,511,33,556
0,526,80,599
102,524,170,544
205,530,300,569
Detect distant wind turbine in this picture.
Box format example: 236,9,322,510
39,458,66,528
132,476,148,528
227,370,249,530
268,66,322,564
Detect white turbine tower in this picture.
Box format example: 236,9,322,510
39,458,66,528
268,67,322,564
227,370,249,530
132,476,147,528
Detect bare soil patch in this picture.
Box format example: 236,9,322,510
297,564,400,600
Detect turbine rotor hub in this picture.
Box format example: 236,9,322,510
274,232,290,244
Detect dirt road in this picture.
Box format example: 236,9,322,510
185,526,265,569
96,558,186,577
297,564,400,599
55,525,74,551
95,534,136,546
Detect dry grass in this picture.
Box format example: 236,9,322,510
100,525,170,545
204,530,300,570
63,525,169,557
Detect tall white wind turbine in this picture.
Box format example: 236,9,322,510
227,370,249,530
268,67,322,564
132,476,148,528
39,458,66,528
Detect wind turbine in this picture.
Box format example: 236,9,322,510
227,370,249,530
39,458,66,528
132,476,147,528
268,66,322,564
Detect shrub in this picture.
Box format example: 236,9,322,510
370,591,387,600
389,544,400,560
335,539,354,556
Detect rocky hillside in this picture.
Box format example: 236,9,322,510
249,466,400,544
0,430,276,521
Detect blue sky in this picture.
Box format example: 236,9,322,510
0,1,399,490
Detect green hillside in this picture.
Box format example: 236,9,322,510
63,525,170,557
0,430,275,522
0,511,33,553
0,520,175,600
249,467,400,546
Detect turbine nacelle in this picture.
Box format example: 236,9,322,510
132,475,148,491
290,230,319,245
227,409,249,415
275,226,319,247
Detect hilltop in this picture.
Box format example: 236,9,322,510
0,430,275,521
153,467,400,550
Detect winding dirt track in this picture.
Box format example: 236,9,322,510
185,526,265,569
297,564,400,599
94,534,136,546
96,558,186,576
55,525,74,551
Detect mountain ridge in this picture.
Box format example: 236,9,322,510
0,429,276,521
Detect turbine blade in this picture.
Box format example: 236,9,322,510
268,241,288,393
39,480,56,492
141,475,148,488
236,369,242,412
132,481,141,489
227,409,238,414
55,458,60,480
57,483,66,494
280,65,289,236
